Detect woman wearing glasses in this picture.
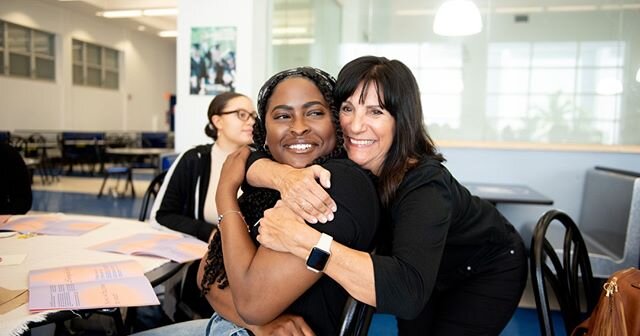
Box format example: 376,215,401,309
149,91,256,320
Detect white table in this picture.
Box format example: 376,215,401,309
106,148,173,156
106,147,175,170
0,213,174,335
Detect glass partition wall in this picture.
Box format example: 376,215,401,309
270,0,640,147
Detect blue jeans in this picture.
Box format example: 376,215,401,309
131,313,251,336
206,312,252,336
131,318,208,336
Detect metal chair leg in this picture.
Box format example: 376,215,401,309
97,174,109,198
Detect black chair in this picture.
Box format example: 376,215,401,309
138,170,167,221
27,133,57,184
140,132,169,148
135,170,210,325
59,132,106,175
97,166,135,198
338,296,375,336
530,209,599,336
137,170,213,323
123,170,181,332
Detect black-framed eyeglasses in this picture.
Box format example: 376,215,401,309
219,109,258,122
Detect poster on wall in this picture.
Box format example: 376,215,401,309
190,26,237,95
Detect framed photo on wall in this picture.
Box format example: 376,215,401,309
190,26,237,95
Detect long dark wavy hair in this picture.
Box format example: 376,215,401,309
200,67,343,293
335,56,444,207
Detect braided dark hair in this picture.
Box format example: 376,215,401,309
254,66,343,164
200,67,343,294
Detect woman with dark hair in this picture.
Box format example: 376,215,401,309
136,67,379,336
148,91,256,320
150,91,256,240
248,56,528,335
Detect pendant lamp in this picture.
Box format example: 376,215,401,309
433,0,483,36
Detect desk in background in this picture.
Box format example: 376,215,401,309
464,182,554,206
106,147,174,170
0,214,180,335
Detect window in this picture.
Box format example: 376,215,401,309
72,39,119,89
0,20,55,80
269,1,640,148
487,41,624,145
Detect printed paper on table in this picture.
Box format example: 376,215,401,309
0,215,106,236
90,233,208,263
28,260,159,311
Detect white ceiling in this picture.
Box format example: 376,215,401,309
39,0,177,35
39,0,640,38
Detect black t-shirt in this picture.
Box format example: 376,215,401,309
0,143,32,215
242,158,380,336
372,157,519,319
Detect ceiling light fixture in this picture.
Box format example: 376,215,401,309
272,27,307,35
433,0,483,36
636,68,640,83
272,38,315,45
97,8,178,18
143,8,178,17
158,30,177,38
546,5,598,12
97,10,143,18
494,6,543,14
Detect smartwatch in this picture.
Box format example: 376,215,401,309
305,233,333,273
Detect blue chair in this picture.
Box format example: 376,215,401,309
0,131,10,144
156,152,178,176
141,132,169,148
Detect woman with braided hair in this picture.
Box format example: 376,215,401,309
135,67,380,336
197,66,380,336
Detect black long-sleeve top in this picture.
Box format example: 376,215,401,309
153,144,214,241
372,157,519,319
0,143,32,215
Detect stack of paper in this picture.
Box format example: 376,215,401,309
0,215,106,236
90,233,208,263
28,260,159,311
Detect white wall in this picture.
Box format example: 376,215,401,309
175,0,268,151
0,0,176,132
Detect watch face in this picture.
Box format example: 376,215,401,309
306,247,330,272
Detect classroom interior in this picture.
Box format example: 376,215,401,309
2,0,640,335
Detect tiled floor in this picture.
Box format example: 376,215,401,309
29,173,564,336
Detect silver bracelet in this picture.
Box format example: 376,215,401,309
217,210,243,225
